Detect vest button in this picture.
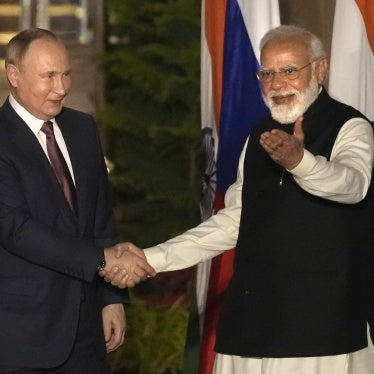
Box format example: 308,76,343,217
244,289,250,295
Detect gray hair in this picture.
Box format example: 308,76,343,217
5,28,59,68
260,25,326,61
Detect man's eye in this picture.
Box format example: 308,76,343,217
261,71,273,78
283,67,297,75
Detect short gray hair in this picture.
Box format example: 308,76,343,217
5,28,59,68
260,25,326,61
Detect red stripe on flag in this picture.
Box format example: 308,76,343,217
198,252,235,374
355,0,374,52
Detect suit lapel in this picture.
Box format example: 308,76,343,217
2,101,78,222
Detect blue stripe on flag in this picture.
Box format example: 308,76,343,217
217,0,270,195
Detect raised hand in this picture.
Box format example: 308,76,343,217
259,116,305,169
99,242,156,288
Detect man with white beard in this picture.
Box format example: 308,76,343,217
101,25,374,374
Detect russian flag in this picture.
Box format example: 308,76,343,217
329,0,374,119
197,1,280,372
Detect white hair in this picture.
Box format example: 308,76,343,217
260,25,326,61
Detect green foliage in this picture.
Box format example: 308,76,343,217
109,295,189,374
100,0,202,247
100,1,202,372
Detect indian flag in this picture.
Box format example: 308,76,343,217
193,1,280,372
329,0,374,119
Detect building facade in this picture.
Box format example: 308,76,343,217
0,0,104,115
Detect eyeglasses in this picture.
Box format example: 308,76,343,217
257,61,314,83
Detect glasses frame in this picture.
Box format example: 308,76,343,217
257,61,315,83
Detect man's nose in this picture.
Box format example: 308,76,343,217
269,71,288,89
54,76,70,95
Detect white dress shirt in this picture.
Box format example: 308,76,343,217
8,94,76,185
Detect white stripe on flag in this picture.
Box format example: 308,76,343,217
237,0,282,61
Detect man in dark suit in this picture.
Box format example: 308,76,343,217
0,28,155,373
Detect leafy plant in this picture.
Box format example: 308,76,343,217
109,294,190,374
100,1,202,372
100,0,202,247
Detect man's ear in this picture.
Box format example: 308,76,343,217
6,64,20,87
315,57,328,85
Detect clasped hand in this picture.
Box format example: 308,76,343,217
98,242,156,288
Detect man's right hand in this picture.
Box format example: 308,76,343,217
259,116,305,170
99,242,156,288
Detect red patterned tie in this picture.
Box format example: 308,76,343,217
41,121,77,213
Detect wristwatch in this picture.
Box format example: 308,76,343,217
97,255,106,272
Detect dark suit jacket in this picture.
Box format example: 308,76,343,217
0,98,128,367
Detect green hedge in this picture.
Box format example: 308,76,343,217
109,295,189,374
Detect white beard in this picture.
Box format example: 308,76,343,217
263,74,320,124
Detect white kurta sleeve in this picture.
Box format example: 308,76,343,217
289,118,374,203
144,139,248,273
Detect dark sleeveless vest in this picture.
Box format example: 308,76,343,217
215,88,374,357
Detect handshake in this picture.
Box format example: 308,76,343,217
98,242,156,288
